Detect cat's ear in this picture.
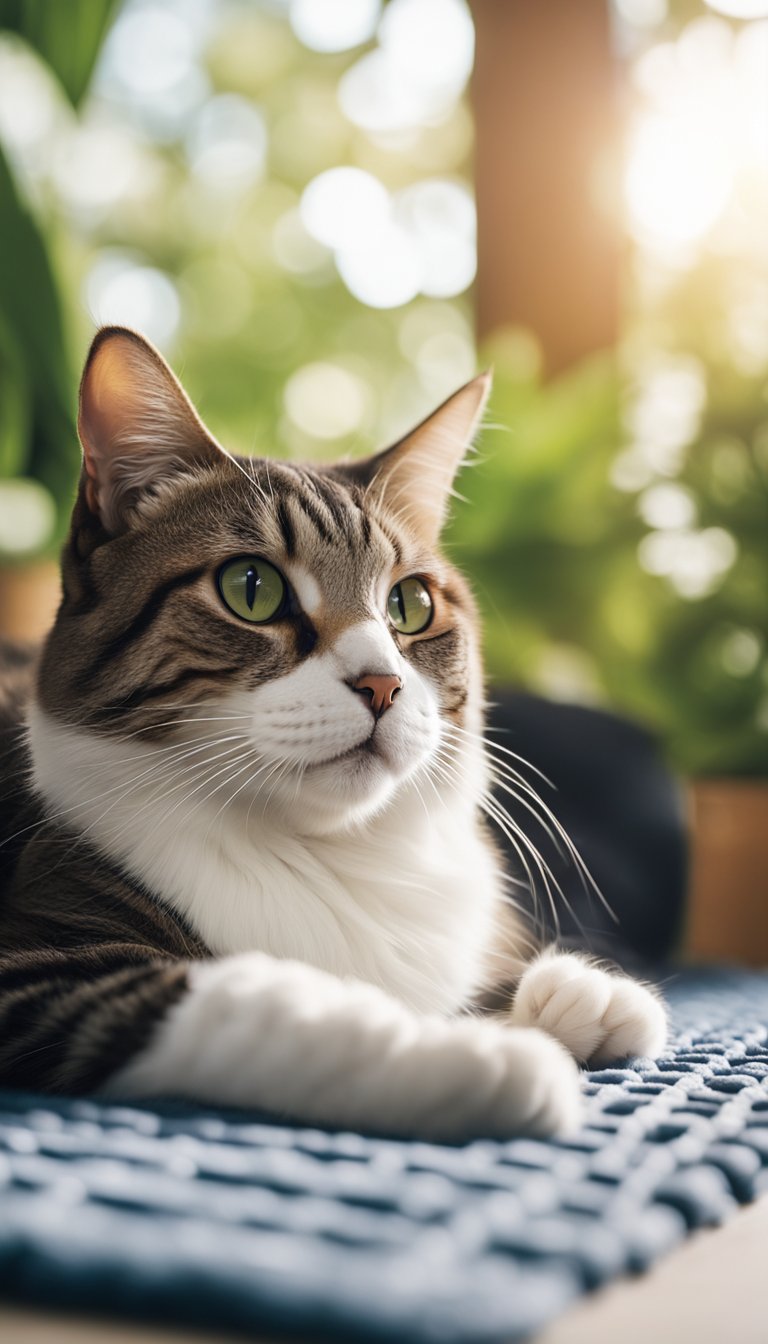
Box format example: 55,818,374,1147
77,326,223,533
350,372,491,547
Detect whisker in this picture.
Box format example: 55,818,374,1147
0,730,249,852
443,721,612,919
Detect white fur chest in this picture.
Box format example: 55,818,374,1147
28,708,502,1016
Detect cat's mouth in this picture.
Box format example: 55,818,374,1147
307,736,378,770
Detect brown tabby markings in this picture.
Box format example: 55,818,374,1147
41,453,473,738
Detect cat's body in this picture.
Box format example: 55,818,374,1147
0,329,666,1139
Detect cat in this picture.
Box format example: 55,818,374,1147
0,327,666,1140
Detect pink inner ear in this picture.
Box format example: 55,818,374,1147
76,329,222,532
79,339,137,471
368,372,493,548
79,343,140,523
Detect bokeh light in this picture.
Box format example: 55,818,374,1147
300,167,390,251
395,179,476,298
0,480,56,558
52,123,146,219
638,527,738,600
705,0,768,15
290,0,382,53
339,0,473,131
638,483,697,530
94,0,211,139
615,0,669,26
284,362,370,440
85,253,182,350
720,628,763,676
187,94,268,191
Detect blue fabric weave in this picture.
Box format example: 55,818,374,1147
1,968,767,1342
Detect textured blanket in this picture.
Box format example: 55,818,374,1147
1,968,767,1343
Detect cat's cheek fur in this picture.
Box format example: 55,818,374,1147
510,950,668,1065
102,953,584,1140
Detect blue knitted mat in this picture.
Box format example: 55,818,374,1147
2,968,768,1343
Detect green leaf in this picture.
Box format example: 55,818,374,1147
0,0,120,107
0,312,31,477
0,143,79,539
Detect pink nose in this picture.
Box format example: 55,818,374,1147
353,674,403,718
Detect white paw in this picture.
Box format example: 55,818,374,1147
488,1024,584,1138
510,952,667,1066
419,1019,584,1141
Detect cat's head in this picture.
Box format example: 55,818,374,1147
37,328,490,833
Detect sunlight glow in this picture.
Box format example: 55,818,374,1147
626,116,732,247
625,17,768,256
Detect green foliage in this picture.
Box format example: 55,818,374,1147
448,317,768,778
0,0,121,555
0,144,77,526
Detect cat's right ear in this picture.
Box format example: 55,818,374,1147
77,327,223,534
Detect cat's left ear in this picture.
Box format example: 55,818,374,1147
78,326,223,534
348,372,491,547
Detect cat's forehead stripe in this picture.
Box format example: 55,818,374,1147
247,458,409,571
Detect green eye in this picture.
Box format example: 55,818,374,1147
387,577,433,635
217,557,286,624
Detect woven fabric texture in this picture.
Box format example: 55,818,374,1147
1,968,767,1343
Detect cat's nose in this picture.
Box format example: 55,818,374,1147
352,674,403,718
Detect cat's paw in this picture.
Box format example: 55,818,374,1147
425,1019,583,1140
486,1025,584,1137
510,951,667,1066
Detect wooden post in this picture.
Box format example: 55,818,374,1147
0,563,61,642
470,0,621,375
686,781,768,968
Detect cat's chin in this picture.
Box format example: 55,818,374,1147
269,743,416,834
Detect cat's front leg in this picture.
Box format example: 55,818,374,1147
106,952,583,1141
509,950,667,1066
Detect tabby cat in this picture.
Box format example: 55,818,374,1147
0,328,666,1139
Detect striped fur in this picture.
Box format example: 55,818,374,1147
0,329,664,1138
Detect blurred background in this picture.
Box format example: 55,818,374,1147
0,0,766,797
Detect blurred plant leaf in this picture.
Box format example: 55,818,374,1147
0,311,30,477
0,143,78,533
0,0,119,107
